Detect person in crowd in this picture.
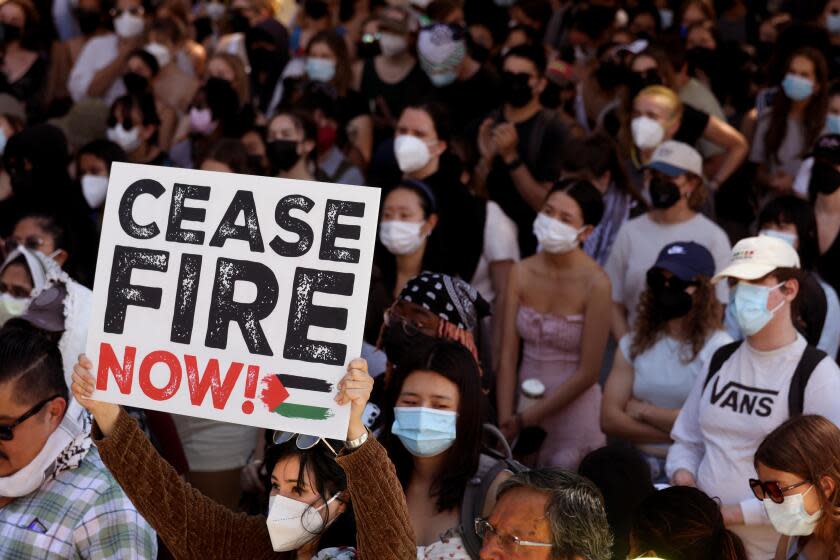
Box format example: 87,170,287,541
757,195,840,359
605,140,731,339
153,0,207,77
808,135,840,310
355,6,431,134
206,52,250,108
75,138,126,214
71,354,416,558
245,18,291,121
601,241,732,482
119,48,178,150
753,415,840,560
0,327,157,558
560,132,647,266
106,92,173,166
579,445,655,560
67,0,146,105
477,468,613,560
265,109,321,181
0,0,47,118
667,235,840,559
146,18,201,115
629,486,748,560
198,137,254,174
750,48,830,194
380,339,506,558
476,43,575,257
497,178,610,469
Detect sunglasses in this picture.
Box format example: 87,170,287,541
384,310,436,338
749,478,811,504
646,268,696,292
0,395,61,441
272,431,339,455
4,235,45,253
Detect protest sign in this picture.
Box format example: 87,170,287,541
86,163,380,439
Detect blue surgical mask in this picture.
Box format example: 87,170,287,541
429,71,458,87
826,114,840,135
782,73,814,102
828,13,840,34
732,281,785,336
658,8,674,29
759,229,797,248
391,406,457,457
305,57,336,83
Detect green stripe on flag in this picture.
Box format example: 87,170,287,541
273,402,333,420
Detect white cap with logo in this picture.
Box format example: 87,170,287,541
647,140,704,178
712,235,801,284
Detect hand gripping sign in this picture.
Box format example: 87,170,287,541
86,163,380,439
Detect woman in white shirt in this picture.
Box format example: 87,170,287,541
601,241,732,482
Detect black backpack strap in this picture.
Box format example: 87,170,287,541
703,341,744,391
788,345,827,417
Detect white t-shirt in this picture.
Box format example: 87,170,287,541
68,34,126,104
469,201,519,303
667,335,840,559
605,213,731,327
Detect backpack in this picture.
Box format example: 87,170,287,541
702,341,828,417
459,423,528,559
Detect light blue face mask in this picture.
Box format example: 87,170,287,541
782,73,814,102
826,114,840,135
732,281,785,336
391,406,457,457
828,13,840,34
305,57,336,83
658,8,674,29
759,229,797,248
429,71,458,87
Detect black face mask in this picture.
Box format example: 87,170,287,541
123,72,149,95
266,139,300,172
686,47,717,76
249,47,279,75
1,22,21,44
649,176,682,209
648,270,694,321
229,10,250,33
629,69,662,98
466,34,489,64
75,8,101,35
809,160,840,196
501,71,534,108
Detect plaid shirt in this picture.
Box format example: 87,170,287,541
0,446,157,559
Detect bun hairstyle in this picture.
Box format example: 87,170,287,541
548,178,605,227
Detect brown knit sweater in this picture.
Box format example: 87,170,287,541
94,410,416,560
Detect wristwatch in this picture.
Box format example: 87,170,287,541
346,428,370,450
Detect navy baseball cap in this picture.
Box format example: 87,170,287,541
652,241,715,282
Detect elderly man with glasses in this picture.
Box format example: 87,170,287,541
0,326,156,558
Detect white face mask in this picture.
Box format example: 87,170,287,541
206,1,226,20
764,485,822,536
0,292,30,325
113,11,144,38
379,32,408,57
533,213,582,254
0,409,73,498
631,115,665,149
107,125,142,153
266,493,340,551
144,41,172,68
81,174,109,209
379,220,426,255
394,134,433,174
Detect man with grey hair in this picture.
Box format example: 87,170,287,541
477,468,612,560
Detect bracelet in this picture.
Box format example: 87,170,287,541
505,157,523,171
346,428,369,450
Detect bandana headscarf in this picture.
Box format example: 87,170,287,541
397,271,490,331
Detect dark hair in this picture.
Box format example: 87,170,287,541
385,180,437,217
548,178,605,227
758,195,819,271
765,47,829,165
631,486,748,560
306,30,353,96
830,79,840,99
502,43,547,76
77,139,127,169
0,326,67,405
200,138,253,174
497,468,613,560
17,212,68,252
271,109,318,163
383,339,484,513
402,102,452,143
150,16,186,44
127,48,161,76
110,93,161,144
579,445,654,560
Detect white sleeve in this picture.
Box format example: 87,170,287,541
803,359,840,426
666,365,707,479
604,225,629,303
711,227,732,304
68,37,116,102
482,201,520,263
793,158,813,198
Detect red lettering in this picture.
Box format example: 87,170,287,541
185,355,244,409
139,351,182,401
96,343,136,394
244,365,259,399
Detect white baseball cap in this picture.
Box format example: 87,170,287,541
712,235,801,283
647,140,704,178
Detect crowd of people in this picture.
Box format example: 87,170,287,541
3,0,840,558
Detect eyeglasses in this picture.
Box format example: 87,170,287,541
384,310,436,338
646,268,696,292
749,478,811,504
0,395,61,441
272,431,339,455
474,518,553,551
4,235,45,253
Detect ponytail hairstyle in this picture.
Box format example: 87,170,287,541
755,415,840,554
630,486,748,560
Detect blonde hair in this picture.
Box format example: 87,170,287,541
209,53,250,107
636,85,683,123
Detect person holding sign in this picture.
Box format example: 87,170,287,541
71,355,416,559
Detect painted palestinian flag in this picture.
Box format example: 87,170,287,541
260,374,334,420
